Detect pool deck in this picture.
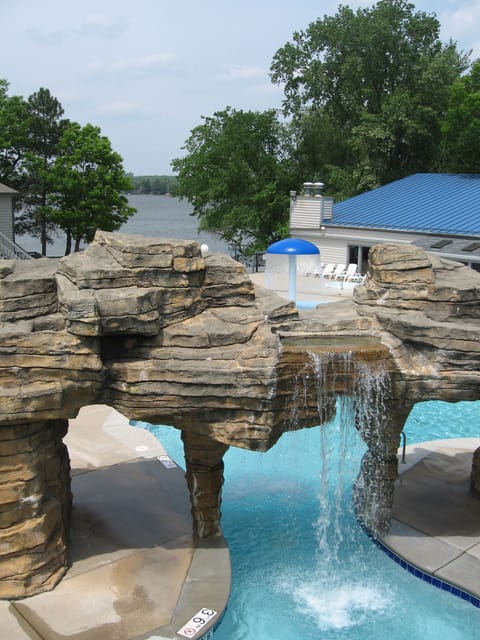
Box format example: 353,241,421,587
250,270,357,304
381,437,480,605
2,405,230,640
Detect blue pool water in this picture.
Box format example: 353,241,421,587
295,300,327,309
140,399,480,639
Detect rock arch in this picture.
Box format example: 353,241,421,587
1,233,479,598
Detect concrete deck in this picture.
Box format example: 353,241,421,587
250,270,356,304
2,405,230,640
381,438,480,604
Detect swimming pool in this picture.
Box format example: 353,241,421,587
295,300,328,309
141,399,480,639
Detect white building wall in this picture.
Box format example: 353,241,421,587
0,195,14,240
291,225,421,266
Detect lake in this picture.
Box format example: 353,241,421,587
16,195,231,257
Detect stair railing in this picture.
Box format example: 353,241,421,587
0,231,32,260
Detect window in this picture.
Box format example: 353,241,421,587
348,245,371,274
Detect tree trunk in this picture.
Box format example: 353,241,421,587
41,190,47,256
64,231,72,256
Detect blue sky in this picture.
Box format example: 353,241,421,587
1,0,479,175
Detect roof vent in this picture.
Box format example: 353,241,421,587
430,239,452,249
462,242,480,253
303,182,314,196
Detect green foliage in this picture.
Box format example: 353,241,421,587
288,109,355,195
270,0,468,196
129,174,178,195
18,88,69,254
49,122,135,253
440,59,480,172
0,83,29,189
0,81,134,255
172,107,295,253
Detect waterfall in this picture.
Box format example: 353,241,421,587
282,349,393,631
308,350,391,546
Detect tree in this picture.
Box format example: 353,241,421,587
288,108,356,198
151,176,166,194
270,0,468,195
0,81,135,255
129,175,179,195
140,177,151,193
440,59,480,172
16,88,69,255
0,81,29,190
172,107,294,253
49,122,135,254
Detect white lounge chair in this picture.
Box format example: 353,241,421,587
321,263,336,279
343,263,359,282
331,264,347,280
304,262,324,277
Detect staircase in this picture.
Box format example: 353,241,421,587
0,231,32,259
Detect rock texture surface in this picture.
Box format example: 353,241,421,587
353,244,480,402
472,447,480,499
1,235,480,598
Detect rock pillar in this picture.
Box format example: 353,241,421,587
471,447,480,499
0,419,71,599
353,398,412,536
181,430,229,538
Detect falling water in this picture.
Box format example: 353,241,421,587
281,349,394,632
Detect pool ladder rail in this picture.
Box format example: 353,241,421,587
400,432,407,464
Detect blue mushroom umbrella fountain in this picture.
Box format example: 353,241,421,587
266,238,320,302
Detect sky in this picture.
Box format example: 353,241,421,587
1,0,480,175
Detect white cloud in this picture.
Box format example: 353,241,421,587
28,27,70,45
89,52,174,74
77,13,129,37
95,100,141,115
224,65,265,80
439,1,480,55
28,12,128,45
82,13,128,36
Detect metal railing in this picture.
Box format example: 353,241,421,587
400,431,407,464
234,251,266,273
0,231,32,260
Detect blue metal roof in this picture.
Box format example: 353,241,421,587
266,238,320,254
331,174,480,236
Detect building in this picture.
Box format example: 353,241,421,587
0,182,31,259
0,181,17,240
289,174,480,273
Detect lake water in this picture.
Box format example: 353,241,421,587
16,195,231,257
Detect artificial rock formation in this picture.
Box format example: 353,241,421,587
1,234,480,598
472,447,480,499
283,243,480,531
